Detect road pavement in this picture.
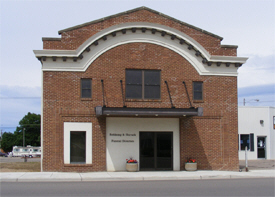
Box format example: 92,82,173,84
1,178,274,197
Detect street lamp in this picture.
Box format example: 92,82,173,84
243,98,259,106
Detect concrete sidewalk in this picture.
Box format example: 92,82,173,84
1,170,274,182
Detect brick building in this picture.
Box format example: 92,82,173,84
34,7,248,172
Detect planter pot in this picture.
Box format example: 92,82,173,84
185,162,197,171
126,163,138,172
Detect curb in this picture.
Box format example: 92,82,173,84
1,170,274,182
1,176,274,182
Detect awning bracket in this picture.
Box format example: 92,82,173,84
165,81,175,108
182,81,193,108
101,79,106,107
120,80,127,108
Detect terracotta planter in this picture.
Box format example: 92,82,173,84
126,163,138,172
185,162,197,171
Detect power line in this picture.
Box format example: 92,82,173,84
0,125,41,128
238,101,275,103
0,97,40,99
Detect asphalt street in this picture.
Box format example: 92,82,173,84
1,178,274,197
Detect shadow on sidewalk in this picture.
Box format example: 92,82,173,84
239,160,275,170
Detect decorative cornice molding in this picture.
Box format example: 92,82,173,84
34,23,248,76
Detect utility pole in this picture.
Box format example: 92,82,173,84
23,128,27,162
23,128,25,147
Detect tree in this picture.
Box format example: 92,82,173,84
1,112,41,152
1,132,15,152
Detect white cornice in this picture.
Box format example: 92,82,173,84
209,56,248,63
34,22,248,76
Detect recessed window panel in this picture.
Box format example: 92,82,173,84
193,82,203,100
144,70,160,85
126,70,142,84
126,84,142,98
81,79,91,98
144,86,160,99
70,131,86,163
194,92,202,100
126,69,161,99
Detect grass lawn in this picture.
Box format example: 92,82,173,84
0,162,41,172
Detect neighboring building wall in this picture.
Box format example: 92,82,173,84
238,107,275,160
269,108,275,159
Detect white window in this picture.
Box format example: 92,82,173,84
64,122,92,164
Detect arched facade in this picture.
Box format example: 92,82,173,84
36,22,246,76
34,7,247,172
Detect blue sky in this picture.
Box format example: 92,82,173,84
0,0,274,133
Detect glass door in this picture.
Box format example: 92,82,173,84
140,132,173,171
156,132,173,170
140,132,155,170
257,137,266,159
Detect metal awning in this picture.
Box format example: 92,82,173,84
95,106,203,117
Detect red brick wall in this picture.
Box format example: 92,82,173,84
42,42,238,172
180,116,239,171
43,9,236,56
41,9,239,172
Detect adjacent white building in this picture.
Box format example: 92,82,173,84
238,106,275,160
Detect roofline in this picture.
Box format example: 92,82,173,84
42,37,61,41
57,6,223,40
221,45,238,48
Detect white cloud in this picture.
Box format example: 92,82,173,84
238,54,275,88
0,85,41,129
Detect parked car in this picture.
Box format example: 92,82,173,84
0,152,8,157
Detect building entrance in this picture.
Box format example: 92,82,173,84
257,136,266,159
139,132,173,171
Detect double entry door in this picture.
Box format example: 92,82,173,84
139,132,173,171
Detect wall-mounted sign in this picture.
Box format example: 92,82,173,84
110,133,136,143
110,133,136,137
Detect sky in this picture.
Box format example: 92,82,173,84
0,0,274,133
